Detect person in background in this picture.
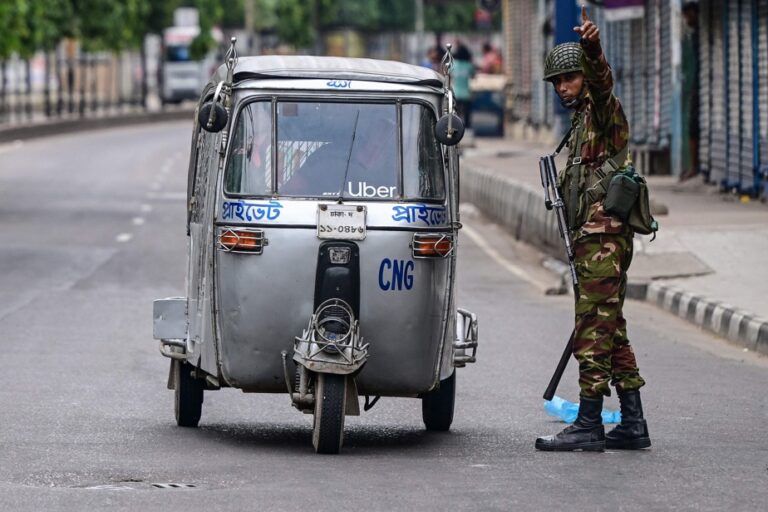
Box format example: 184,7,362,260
422,46,446,73
479,42,502,74
451,42,475,130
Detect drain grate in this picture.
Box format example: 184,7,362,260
151,483,197,489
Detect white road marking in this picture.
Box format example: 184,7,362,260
115,233,133,243
140,204,153,213
132,217,145,226
462,224,547,292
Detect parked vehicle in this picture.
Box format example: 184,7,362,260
153,40,478,453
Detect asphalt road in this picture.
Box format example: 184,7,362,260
1,123,766,511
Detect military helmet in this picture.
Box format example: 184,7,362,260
543,42,584,82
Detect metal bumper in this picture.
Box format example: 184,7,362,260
152,297,189,360
453,308,478,367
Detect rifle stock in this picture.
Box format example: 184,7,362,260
538,153,580,400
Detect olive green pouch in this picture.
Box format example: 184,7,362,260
627,174,659,237
604,171,640,221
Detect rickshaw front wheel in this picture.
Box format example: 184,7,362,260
421,371,456,431
312,373,347,454
173,360,204,428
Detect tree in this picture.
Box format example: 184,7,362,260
190,0,223,60
0,0,28,121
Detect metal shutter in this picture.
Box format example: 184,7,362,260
759,0,768,180
658,0,673,147
726,0,741,188
739,0,756,194
709,0,728,186
698,0,712,178
630,17,647,144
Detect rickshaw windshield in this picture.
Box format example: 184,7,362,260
224,100,445,201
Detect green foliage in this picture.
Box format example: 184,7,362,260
0,0,29,59
275,0,313,48
424,0,476,33
190,0,223,60
145,0,185,34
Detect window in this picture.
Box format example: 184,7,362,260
277,102,398,199
224,99,444,201
402,104,445,200
224,101,273,196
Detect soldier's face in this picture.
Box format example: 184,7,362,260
552,72,584,105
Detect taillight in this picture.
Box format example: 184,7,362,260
412,233,454,258
217,228,267,254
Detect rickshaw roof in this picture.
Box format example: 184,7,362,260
211,55,445,88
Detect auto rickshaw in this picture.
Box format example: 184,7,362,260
153,40,478,454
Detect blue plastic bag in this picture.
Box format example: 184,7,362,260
544,395,621,424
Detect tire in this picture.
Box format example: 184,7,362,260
312,373,347,454
174,360,204,428
421,371,456,431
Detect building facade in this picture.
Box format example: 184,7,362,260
502,0,768,198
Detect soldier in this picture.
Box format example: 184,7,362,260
535,7,651,452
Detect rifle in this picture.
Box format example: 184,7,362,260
538,126,579,401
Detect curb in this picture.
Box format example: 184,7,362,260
0,109,194,144
461,159,768,354
646,282,768,356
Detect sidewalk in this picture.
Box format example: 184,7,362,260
461,137,768,354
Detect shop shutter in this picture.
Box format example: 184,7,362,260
630,17,647,144
725,0,742,188
658,0,673,147
739,0,756,194
708,0,728,185
759,0,768,175
698,0,712,178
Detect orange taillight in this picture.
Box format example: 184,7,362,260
412,233,454,258
217,228,267,254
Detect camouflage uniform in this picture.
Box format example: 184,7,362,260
564,41,645,398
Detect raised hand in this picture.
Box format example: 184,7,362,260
573,5,600,45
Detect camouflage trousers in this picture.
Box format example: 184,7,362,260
572,233,646,398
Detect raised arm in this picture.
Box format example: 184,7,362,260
574,7,617,128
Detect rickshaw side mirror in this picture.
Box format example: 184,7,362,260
198,101,229,133
435,113,465,146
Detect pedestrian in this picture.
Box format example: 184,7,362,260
479,42,502,74
422,46,445,73
535,7,651,452
450,42,475,130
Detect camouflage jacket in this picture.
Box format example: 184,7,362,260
566,40,631,240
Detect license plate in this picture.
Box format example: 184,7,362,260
317,204,367,240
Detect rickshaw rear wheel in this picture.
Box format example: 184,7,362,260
173,360,204,428
312,373,347,454
421,371,456,431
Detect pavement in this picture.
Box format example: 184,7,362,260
461,136,768,354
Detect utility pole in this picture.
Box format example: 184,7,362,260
244,0,257,55
415,0,425,63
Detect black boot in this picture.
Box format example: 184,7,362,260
605,389,651,450
535,396,605,452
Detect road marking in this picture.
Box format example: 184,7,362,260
115,233,133,243
140,204,153,213
462,224,547,292
132,217,145,226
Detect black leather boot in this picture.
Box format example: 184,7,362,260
535,396,605,452
605,389,651,450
